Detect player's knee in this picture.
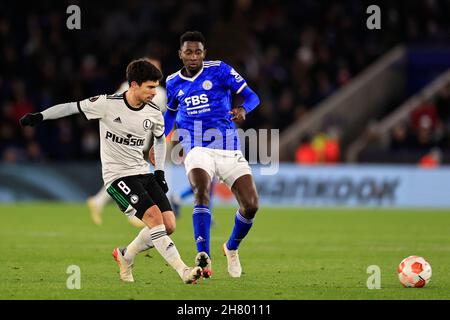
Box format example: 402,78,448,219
241,197,259,218
143,208,156,219
142,205,163,225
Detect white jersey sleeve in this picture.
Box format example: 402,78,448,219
78,95,108,120
151,111,165,138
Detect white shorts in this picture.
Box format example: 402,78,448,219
184,147,252,187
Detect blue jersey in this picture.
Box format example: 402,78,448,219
166,60,249,152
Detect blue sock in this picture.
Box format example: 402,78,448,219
193,205,211,256
226,209,254,250
181,187,194,200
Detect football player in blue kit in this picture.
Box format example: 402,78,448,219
163,31,261,278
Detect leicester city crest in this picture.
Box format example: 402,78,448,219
202,80,213,90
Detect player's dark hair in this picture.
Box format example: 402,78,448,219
126,59,162,86
180,31,206,48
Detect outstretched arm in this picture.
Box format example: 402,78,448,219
19,102,80,126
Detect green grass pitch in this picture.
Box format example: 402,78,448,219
1,203,449,300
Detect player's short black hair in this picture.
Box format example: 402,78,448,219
180,31,206,48
126,59,162,86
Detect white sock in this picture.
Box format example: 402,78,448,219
94,186,111,208
124,227,154,263
149,224,187,278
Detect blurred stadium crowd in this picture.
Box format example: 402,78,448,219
359,81,450,166
1,0,450,163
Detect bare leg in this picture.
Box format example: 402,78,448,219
222,174,259,277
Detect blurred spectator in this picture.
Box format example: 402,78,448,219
389,122,414,151
418,148,442,168
295,127,341,165
2,147,20,163
410,98,438,131
414,115,437,150
436,83,450,127
26,141,44,162
369,83,450,163
404,97,446,152
311,128,342,164
295,135,318,165
9,80,36,124
323,128,341,164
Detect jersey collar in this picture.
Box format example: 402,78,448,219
123,91,145,111
178,62,204,82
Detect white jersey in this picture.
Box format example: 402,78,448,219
77,92,164,186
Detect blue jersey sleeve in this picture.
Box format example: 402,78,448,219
163,109,177,136
219,61,248,95
238,85,260,113
166,80,179,111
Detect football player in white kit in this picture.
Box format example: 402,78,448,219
19,59,202,284
87,57,167,228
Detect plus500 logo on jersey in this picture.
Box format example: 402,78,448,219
106,131,144,146
185,94,209,107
